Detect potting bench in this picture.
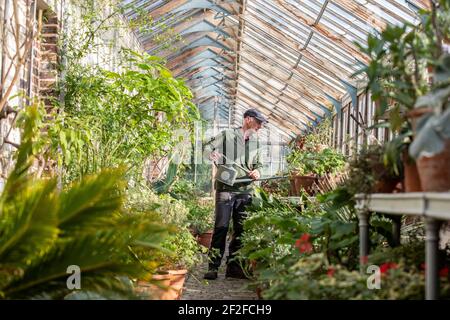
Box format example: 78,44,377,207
355,192,450,300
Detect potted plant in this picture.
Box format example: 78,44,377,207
409,53,450,191
354,18,432,192
355,1,450,192
287,119,345,196
287,146,346,196
185,201,215,247
346,144,402,194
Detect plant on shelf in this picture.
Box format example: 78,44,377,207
345,144,402,194
354,1,450,192
287,147,346,177
406,0,450,192
127,185,202,268
287,142,346,196
185,201,215,236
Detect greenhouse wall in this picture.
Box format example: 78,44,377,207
0,0,144,189
330,91,393,156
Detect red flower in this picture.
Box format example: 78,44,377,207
295,233,313,254
380,262,398,274
439,267,449,278
420,263,426,270
327,267,335,277
299,242,313,254
300,233,310,242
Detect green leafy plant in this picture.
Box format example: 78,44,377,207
345,144,402,195
287,147,346,176
311,188,359,269
55,49,200,184
259,252,450,300
0,106,171,299
125,184,203,271
409,53,450,160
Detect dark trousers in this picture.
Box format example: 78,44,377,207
208,191,252,271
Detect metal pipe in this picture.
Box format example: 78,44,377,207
425,217,440,300
26,0,38,99
358,210,370,273
0,0,11,99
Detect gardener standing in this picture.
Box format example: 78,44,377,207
203,109,268,280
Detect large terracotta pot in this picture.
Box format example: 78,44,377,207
373,179,400,193
407,108,433,133
402,150,422,192
136,273,177,300
289,174,317,196
197,230,213,248
416,139,450,192
168,269,188,300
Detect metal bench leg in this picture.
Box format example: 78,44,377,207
358,210,370,273
425,217,440,300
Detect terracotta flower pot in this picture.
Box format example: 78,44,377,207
402,150,422,192
416,139,450,192
197,230,213,248
136,273,177,300
373,178,401,193
406,108,433,133
256,287,264,300
168,269,188,300
289,174,317,196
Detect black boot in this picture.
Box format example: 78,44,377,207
204,270,218,280
225,262,248,279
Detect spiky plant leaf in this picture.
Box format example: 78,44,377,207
0,179,59,267
57,169,126,234
3,231,146,299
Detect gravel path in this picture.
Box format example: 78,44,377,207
181,250,257,300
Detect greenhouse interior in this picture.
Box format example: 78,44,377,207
0,0,449,302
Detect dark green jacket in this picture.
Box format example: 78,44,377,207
203,128,263,193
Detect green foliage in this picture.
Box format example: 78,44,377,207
260,177,291,197
167,179,214,234
0,106,171,299
125,184,203,270
259,253,450,300
311,188,359,269
354,2,450,134
410,54,450,159
354,23,428,132
287,147,346,176
159,230,202,270
185,202,214,235
287,120,345,176
55,50,199,183
345,144,401,195
237,189,315,278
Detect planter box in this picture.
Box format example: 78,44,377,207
197,230,213,248
168,269,188,300
289,174,317,196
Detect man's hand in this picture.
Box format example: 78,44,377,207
248,169,260,180
209,151,221,162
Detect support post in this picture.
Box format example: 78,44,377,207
425,217,440,300
391,215,402,247
358,210,370,273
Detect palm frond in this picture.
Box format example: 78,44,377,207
0,179,59,266
3,231,146,299
57,168,126,234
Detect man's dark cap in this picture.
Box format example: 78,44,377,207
243,108,268,124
